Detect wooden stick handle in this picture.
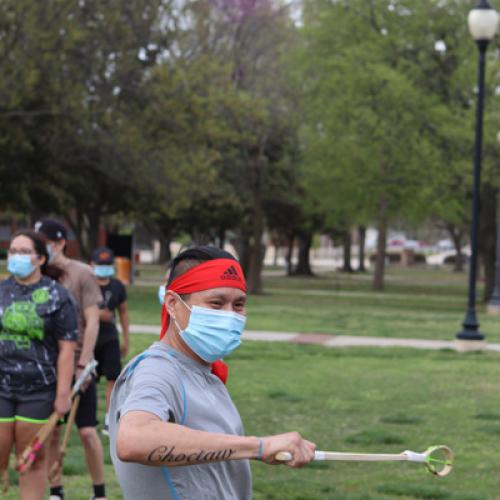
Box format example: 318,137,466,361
16,411,60,472
275,451,408,462
61,396,80,452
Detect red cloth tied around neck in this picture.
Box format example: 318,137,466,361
159,258,247,384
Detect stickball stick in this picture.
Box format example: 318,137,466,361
275,445,453,477
48,394,81,482
16,360,97,474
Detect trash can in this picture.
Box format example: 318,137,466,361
115,257,132,285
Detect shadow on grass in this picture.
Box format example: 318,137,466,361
378,483,485,500
477,426,500,436
380,413,422,425
474,412,500,421
267,390,302,402
377,483,451,499
346,429,404,445
253,477,335,499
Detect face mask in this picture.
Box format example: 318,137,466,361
46,244,60,263
94,265,115,278
8,255,37,279
174,298,246,363
158,285,166,305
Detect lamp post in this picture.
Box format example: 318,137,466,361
487,130,500,314
457,0,498,345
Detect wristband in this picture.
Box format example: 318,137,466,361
257,439,264,460
77,363,86,369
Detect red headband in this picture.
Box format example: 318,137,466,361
160,258,247,339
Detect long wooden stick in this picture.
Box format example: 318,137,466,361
16,360,97,474
48,395,80,482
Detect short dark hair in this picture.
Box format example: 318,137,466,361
167,246,238,287
11,229,65,282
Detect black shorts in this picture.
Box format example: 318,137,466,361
0,389,55,423
75,378,97,428
94,337,121,381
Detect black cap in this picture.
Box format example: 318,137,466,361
34,218,67,241
91,246,115,264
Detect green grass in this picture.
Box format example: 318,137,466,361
128,265,500,342
5,337,500,499
5,266,500,498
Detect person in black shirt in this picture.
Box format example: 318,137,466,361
0,230,77,500
90,247,129,436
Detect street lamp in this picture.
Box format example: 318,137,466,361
456,0,498,346
487,130,500,314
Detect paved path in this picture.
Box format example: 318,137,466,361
128,324,500,353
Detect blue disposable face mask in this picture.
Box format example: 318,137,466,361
158,285,166,305
174,297,246,363
8,255,37,279
94,265,115,278
46,244,60,263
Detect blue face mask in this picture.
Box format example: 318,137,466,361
94,265,115,278
158,285,166,305
8,255,37,279
174,299,246,363
46,244,60,263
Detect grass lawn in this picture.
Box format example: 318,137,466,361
129,265,500,342
5,336,500,499
4,265,500,498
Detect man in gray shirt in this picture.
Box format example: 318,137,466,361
109,246,315,499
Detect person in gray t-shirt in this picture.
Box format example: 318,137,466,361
109,246,316,500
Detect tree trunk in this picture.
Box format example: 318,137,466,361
86,208,100,257
273,244,279,267
191,228,211,246
373,200,388,291
232,228,251,275
67,206,100,260
66,210,84,259
446,224,464,272
158,233,172,264
247,149,267,294
358,225,366,272
286,233,294,276
247,197,265,293
479,184,497,302
342,229,353,273
293,231,313,276
219,228,226,249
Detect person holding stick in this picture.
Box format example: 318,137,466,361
34,219,107,500
0,230,77,499
109,246,315,499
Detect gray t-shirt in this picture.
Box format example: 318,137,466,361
109,342,252,500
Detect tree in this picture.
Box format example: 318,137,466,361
0,0,177,256
297,0,497,290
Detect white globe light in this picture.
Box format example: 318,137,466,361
468,4,499,41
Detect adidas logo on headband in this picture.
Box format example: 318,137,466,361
221,265,241,281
